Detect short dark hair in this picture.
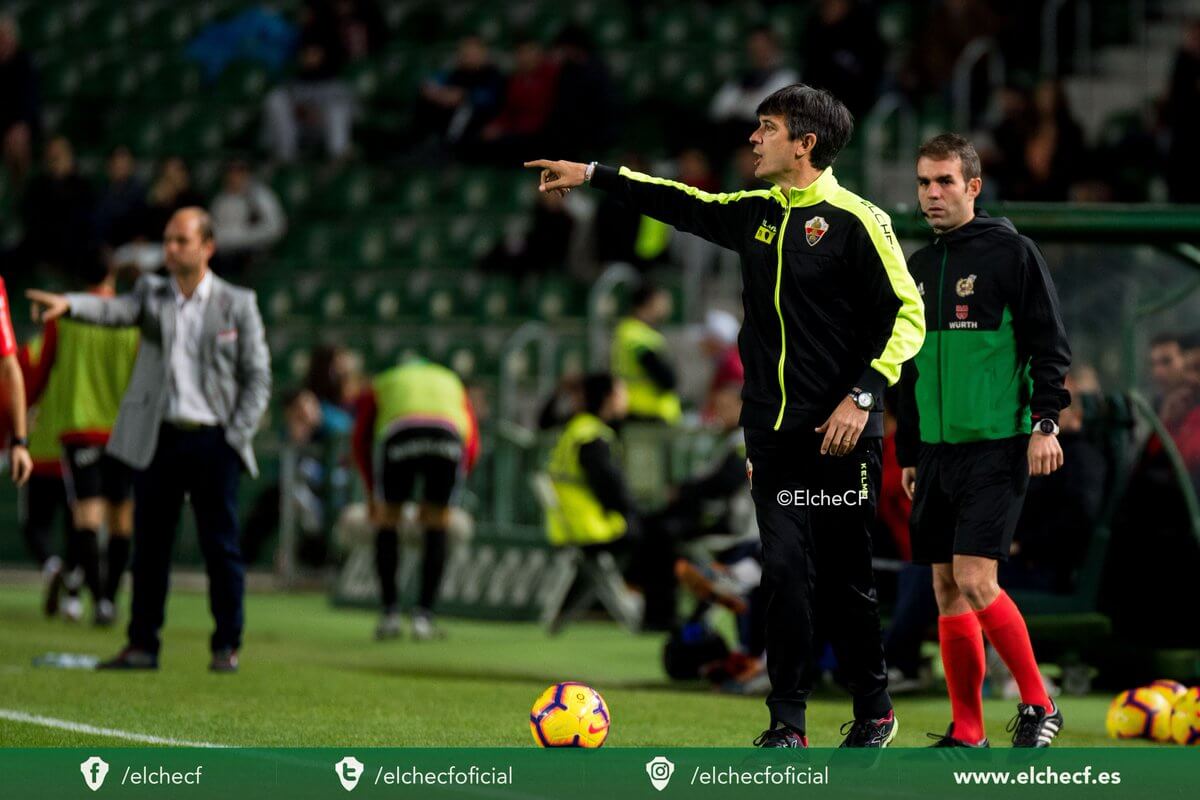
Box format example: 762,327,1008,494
1150,331,1181,348
630,280,665,311
755,84,853,170
918,134,982,182
582,372,617,416
1181,331,1200,352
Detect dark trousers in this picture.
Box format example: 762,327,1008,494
128,424,244,655
745,428,892,733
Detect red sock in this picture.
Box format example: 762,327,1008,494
938,610,986,743
975,591,1051,711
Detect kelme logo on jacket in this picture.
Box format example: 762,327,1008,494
804,216,829,246
755,220,777,244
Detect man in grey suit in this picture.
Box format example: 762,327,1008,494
28,207,271,672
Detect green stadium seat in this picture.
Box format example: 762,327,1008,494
140,7,200,48
19,6,70,48
86,60,142,101
80,5,133,48
109,115,166,156
346,220,391,268
315,167,374,214
142,60,204,99
280,222,341,266
476,277,517,322
271,165,317,212
397,172,439,211
38,59,84,99
555,336,588,377
531,278,581,322
215,60,271,101
646,6,696,47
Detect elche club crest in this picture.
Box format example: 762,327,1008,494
804,216,829,247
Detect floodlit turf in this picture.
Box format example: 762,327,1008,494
0,583,1154,748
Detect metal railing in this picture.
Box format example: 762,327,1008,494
952,36,1006,132
587,262,642,370
863,92,919,201
1042,0,1093,76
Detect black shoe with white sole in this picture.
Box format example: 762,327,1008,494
1008,702,1063,747
927,723,989,748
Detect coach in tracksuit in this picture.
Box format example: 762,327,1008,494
527,84,925,747
897,134,1071,748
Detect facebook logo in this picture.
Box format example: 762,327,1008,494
80,756,110,791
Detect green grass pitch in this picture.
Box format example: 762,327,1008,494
0,583,1150,747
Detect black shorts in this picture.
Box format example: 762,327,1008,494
374,426,463,506
910,435,1029,564
62,443,134,505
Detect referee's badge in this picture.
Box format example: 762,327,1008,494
804,216,828,246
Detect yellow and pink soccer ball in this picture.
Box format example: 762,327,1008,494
1170,687,1200,745
1106,688,1172,741
529,682,610,748
1145,679,1188,708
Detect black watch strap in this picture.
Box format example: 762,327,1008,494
10,436,29,448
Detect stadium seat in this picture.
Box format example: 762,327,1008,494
215,60,271,102
271,165,317,212
475,277,518,322
314,167,375,215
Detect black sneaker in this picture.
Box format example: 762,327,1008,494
96,646,158,671
839,710,898,747
209,648,239,673
927,723,989,748
754,727,809,748
1008,702,1063,747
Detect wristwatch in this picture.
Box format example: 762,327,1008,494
10,436,28,448
1034,418,1060,436
849,388,875,411
584,161,597,182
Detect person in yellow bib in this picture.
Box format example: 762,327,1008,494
611,282,682,424
23,254,139,626
352,359,480,641
546,373,637,550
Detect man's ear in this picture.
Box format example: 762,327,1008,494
966,176,982,200
793,132,817,161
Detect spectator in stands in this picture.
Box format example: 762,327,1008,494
1159,332,1200,477
799,0,884,119
728,144,764,191
262,0,355,162
902,0,999,98
305,343,360,437
476,37,559,164
677,148,719,193
700,309,742,420
1149,331,1188,410
19,136,94,278
480,182,575,278
709,28,798,156
648,381,755,628
414,35,505,151
592,152,672,269
1165,19,1200,202
981,86,1033,200
0,14,39,184
538,373,584,431
612,282,681,425
332,0,387,62
545,26,616,160
140,157,206,243
1013,80,1087,202
94,146,147,249
210,159,287,276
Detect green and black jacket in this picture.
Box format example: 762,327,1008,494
590,165,925,435
895,212,1072,467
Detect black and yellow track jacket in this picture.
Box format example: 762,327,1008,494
590,164,926,435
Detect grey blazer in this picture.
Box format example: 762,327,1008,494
66,273,272,477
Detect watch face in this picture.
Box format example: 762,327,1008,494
1038,419,1054,433
856,392,874,410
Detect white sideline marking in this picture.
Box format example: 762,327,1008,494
0,709,226,748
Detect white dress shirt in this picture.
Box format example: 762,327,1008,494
166,270,220,426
